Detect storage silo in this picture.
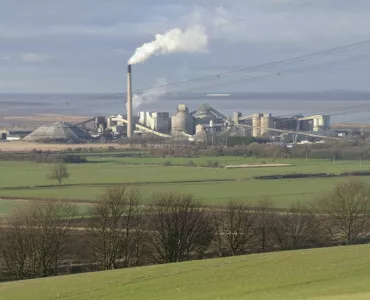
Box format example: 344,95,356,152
313,117,320,131
323,114,330,129
261,113,273,136
252,113,262,137
171,104,194,134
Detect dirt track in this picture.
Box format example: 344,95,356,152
224,164,292,169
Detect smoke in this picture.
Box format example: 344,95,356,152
132,78,169,110
128,26,208,65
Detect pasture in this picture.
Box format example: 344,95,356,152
2,244,370,300
0,156,369,215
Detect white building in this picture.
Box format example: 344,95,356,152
139,112,170,134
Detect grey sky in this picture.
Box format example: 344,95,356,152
1,0,370,93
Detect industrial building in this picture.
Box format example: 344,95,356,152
107,114,129,135
1,129,32,141
139,112,170,134
232,112,330,138
299,115,331,132
191,103,227,126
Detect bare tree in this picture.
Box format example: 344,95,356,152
314,180,370,245
271,202,318,250
255,198,276,252
31,201,78,277
88,187,145,270
149,193,214,263
0,201,78,279
214,200,257,256
0,209,34,280
48,163,69,187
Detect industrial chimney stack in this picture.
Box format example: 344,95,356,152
127,64,133,138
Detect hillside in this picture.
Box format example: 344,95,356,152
2,245,370,300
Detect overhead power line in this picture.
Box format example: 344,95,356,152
132,39,370,94
5,38,370,120
42,50,370,119
48,37,370,109
117,52,370,106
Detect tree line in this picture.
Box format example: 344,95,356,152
146,139,370,161
1,179,370,282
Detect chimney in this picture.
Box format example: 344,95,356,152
127,64,133,138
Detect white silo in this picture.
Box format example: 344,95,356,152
171,104,194,134
252,113,262,137
261,113,273,136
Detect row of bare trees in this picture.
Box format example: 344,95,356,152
0,202,78,280
1,179,370,281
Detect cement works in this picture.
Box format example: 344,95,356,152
0,64,362,144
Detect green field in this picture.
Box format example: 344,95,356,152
0,156,369,215
2,244,370,300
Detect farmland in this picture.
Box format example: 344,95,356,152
2,244,370,300
0,155,370,215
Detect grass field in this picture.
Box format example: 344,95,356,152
0,156,369,215
2,244,370,300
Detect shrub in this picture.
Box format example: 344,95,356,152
187,160,196,167
163,161,172,167
207,161,220,168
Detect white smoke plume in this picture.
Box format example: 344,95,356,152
128,26,208,65
132,78,169,110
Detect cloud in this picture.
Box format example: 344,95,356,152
1,0,370,93
20,53,53,63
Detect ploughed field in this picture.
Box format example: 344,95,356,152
2,244,370,300
0,155,369,215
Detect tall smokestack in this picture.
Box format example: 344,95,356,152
127,64,133,138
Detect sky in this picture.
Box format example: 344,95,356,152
1,0,370,93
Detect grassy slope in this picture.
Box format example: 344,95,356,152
2,245,370,300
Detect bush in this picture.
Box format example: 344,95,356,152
207,161,220,168
187,160,196,167
163,161,172,167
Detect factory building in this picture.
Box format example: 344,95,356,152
171,104,195,135
139,112,170,134
233,112,331,137
107,115,128,135
191,103,227,126
0,129,32,140
273,116,300,131
299,115,330,132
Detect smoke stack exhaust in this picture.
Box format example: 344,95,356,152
127,64,133,138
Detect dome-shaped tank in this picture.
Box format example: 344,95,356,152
171,104,194,134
